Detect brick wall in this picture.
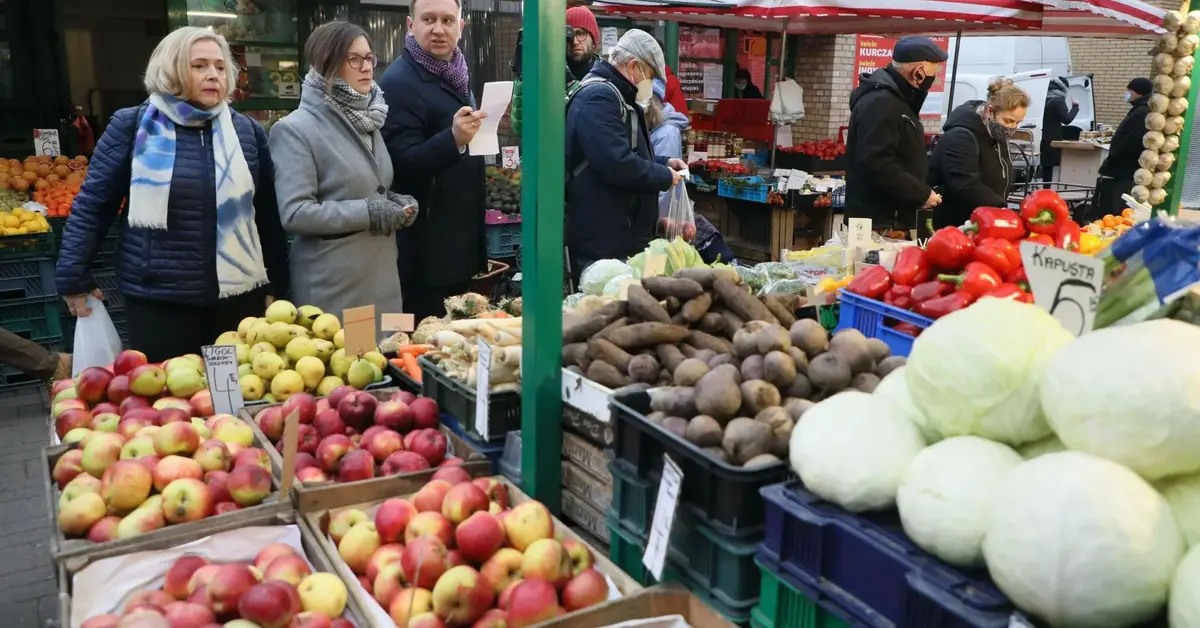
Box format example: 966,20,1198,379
789,34,857,142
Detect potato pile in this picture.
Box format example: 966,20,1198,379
1135,9,1200,206
561,268,906,468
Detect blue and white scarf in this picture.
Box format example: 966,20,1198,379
129,93,268,298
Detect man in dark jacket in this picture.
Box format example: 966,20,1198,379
929,100,1019,229
566,6,601,82
1040,77,1080,184
380,0,489,320
1096,78,1152,217
565,29,686,282
845,36,946,227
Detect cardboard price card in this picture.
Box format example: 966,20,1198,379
1019,241,1104,336
341,305,377,355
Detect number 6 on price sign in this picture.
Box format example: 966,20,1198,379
501,146,520,169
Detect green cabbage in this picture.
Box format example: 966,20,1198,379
579,259,632,296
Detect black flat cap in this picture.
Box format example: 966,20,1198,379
1127,77,1153,96
892,36,949,63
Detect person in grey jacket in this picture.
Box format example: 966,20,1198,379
269,21,412,334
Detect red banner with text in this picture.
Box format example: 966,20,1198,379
854,35,949,120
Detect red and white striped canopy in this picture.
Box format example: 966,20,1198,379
593,0,1166,38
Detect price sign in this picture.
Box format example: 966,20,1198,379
1020,242,1104,336
34,129,61,157
643,454,683,580
848,218,872,263
686,150,707,163
643,254,667,277
341,305,377,355
776,124,793,148
381,313,415,332
773,169,790,192
501,147,521,169
787,169,808,191
475,338,493,438
201,345,243,416
618,278,637,300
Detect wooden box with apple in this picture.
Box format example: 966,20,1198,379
300,474,643,627
46,352,294,565
239,387,493,513
534,584,739,628
56,508,374,627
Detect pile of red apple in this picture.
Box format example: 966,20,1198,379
331,474,611,627
78,542,356,628
253,388,452,485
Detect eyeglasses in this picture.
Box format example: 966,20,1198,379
572,29,592,41
347,53,379,70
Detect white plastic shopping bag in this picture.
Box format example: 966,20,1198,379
72,295,122,376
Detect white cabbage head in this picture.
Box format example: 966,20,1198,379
873,366,940,444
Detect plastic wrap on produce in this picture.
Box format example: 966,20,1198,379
1095,216,1200,328
760,278,809,296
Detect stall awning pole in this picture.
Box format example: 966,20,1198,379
946,31,962,119
520,0,566,511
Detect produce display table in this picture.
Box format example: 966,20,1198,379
1050,140,1107,188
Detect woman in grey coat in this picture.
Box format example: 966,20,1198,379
269,21,412,334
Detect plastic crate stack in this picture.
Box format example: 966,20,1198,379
0,224,63,390
605,389,794,626
417,355,519,473
54,219,127,352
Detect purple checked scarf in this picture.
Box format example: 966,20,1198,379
404,32,471,99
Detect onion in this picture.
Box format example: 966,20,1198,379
1164,134,1181,154
1160,33,1179,53
1149,188,1168,206
1179,34,1199,56
1158,152,1176,172
1150,93,1170,113
1131,185,1152,203
1165,10,1184,32
1156,53,1176,73
1168,97,1190,116
1171,76,1192,99
1144,131,1166,151
1174,56,1195,78
1155,74,1175,95
1134,169,1154,187
1186,11,1200,34
1146,112,1167,132
1140,150,1161,170
1153,171,1172,189
1165,115,1185,134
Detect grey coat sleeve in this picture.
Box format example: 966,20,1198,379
268,119,371,236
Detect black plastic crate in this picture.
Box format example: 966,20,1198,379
91,271,124,313
774,152,812,171
418,355,520,442
0,230,56,259
382,352,422,394
0,257,56,300
0,295,63,342
610,389,792,536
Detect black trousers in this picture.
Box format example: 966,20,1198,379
404,281,472,322
125,288,268,363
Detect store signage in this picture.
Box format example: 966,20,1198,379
643,454,683,580
1019,241,1104,336
475,338,492,438
278,82,300,99
678,26,722,59
201,344,243,416
854,35,949,120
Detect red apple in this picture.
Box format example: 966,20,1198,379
118,416,154,441
113,349,149,376
439,457,463,467
204,470,233,503
157,407,191,425
122,406,160,426
366,429,405,462
256,406,285,442
165,555,209,600
56,407,93,439
366,543,406,583
51,378,75,397
291,423,320,456
296,467,329,483
474,608,509,628
127,589,175,610
312,409,345,439
86,515,120,543
391,390,417,405
376,498,419,544
214,502,241,515
119,395,153,416
497,578,521,609
238,582,298,627
293,452,319,471
374,401,414,432
506,578,563,627
405,511,454,547
455,511,506,564
76,366,115,404
431,565,494,625
281,392,318,425
360,425,388,447
338,449,376,482
52,449,85,488
254,543,297,572
315,397,331,413
337,391,377,432
473,477,510,509
561,568,608,611
227,464,272,506
153,455,203,492
232,447,271,473
412,479,453,513
447,549,468,567
443,482,489,524
432,466,472,485
401,536,451,589
206,563,258,615
162,601,215,627
189,389,214,418
327,385,355,410
263,554,312,587
407,429,447,466
409,398,440,430
315,434,355,474
290,611,334,628
129,364,167,398
382,451,431,475
92,401,120,416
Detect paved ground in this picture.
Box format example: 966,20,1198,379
0,386,58,627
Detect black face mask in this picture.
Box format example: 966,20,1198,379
914,69,936,92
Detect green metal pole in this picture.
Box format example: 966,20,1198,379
1161,60,1199,216
723,28,738,98
665,22,679,71
520,0,566,511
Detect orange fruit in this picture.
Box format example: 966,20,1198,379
11,178,29,191
35,163,51,178
53,155,69,166
22,171,37,183
33,179,48,191
8,159,20,170
74,155,88,165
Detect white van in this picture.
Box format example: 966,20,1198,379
940,71,1096,146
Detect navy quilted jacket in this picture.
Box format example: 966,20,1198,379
55,103,290,304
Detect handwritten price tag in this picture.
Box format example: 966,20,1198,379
643,454,683,580
201,345,242,416
475,338,493,438
501,147,521,169
1019,241,1104,336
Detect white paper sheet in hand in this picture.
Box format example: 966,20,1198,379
469,80,515,156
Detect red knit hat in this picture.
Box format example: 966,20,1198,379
566,7,600,46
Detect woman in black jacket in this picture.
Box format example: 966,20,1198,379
1040,77,1080,184
929,79,1030,229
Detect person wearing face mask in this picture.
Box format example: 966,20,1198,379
379,0,488,321
845,36,947,228
733,68,764,99
565,29,688,284
1040,77,1080,185
54,26,289,362
928,79,1030,229
269,22,410,333
1095,78,1152,217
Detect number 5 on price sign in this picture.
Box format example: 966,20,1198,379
501,147,520,169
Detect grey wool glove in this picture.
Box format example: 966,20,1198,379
366,198,407,236
387,191,419,228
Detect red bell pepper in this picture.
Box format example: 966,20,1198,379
910,280,955,306
1056,220,1082,252
967,207,1026,241
914,291,976,319
984,283,1033,303
973,238,1022,277
924,220,976,271
844,265,892,300
1006,266,1030,291
1023,233,1054,247
938,261,1004,299
893,322,924,337
1019,189,1071,235
891,247,931,286
882,284,914,310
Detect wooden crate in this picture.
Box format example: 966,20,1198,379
562,460,612,515
561,368,614,448
55,509,372,627
561,431,611,485
45,432,290,567
561,486,609,544
238,388,491,512
531,584,738,628
301,476,643,626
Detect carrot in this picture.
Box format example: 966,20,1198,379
402,353,422,383
395,344,432,357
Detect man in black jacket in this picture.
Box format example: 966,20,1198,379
845,36,946,229
1096,78,1152,217
1040,77,1080,185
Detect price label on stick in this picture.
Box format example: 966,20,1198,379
1019,242,1104,336
475,338,492,439
341,305,376,355
848,218,872,263
643,454,683,580
381,313,415,333
501,147,521,169
201,345,242,416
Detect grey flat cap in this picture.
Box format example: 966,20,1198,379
612,29,666,81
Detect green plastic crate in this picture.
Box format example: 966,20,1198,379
609,459,654,534
0,230,55,259
754,557,853,628
1,295,63,342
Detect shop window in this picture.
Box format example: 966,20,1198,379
363,9,406,71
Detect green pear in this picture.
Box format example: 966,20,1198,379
311,313,342,341
362,351,387,371
333,328,345,349
244,321,272,345
346,359,376,389
270,370,305,401
329,348,353,378
250,342,276,362
313,339,335,363
252,352,286,380
238,363,254,378
285,337,319,363
265,299,298,324
266,321,297,349
289,324,310,339
240,373,265,401
215,331,241,346
370,362,383,384
296,305,324,329
236,316,259,341
235,343,251,364
262,393,277,404
316,375,344,396
295,356,326,391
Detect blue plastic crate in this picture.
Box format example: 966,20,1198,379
718,176,770,204
835,291,933,358
760,481,1018,628
0,257,56,300
485,222,520,258
440,412,503,473
755,551,872,628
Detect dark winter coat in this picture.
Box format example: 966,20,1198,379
565,59,673,264
1040,79,1080,167
55,102,289,303
1099,95,1150,180
928,101,1014,229
380,53,487,288
845,67,933,223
